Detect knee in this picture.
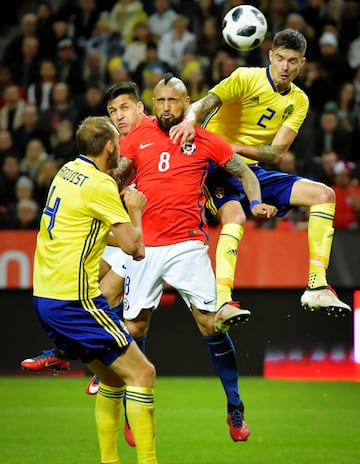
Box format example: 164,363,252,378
318,184,336,204
125,320,148,339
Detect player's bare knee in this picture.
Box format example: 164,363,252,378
317,184,335,204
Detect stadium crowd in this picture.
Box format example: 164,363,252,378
0,0,360,231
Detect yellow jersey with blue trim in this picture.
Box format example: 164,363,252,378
33,155,131,300
204,66,309,165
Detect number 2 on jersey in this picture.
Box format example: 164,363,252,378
257,108,275,128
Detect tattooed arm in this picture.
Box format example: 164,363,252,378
169,93,222,144
224,154,278,218
111,157,135,190
231,125,298,164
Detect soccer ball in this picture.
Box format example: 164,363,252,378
222,5,268,51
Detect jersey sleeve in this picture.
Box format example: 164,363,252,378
197,127,234,166
282,90,309,134
209,68,243,102
87,176,130,226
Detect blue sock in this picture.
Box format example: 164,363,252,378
135,335,147,353
203,333,241,409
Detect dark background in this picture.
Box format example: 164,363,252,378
1,288,354,376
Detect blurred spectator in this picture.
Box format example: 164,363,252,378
332,161,360,230
0,130,19,166
347,26,360,71
324,81,360,133
20,138,49,182
158,15,196,68
0,85,26,133
2,198,40,230
0,65,15,107
43,17,74,58
350,113,360,164
277,149,303,176
195,15,223,66
35,1,56,58
132,41,172,92
297,59,335,118
34,159,59,207
12,104,49,156
37,81,79,142
308,150,339,186
27,58,57,111
106,57,132,86
318,31,353,94
55,38,85,99
191,0,222,38
285,11,318,59
85,14,126,59
339,1,360,50
70,0,100,55
123,21,154,73
2,13,38,69
210,49,243,85
75,84,107,127
265,0,297,35
148,0,178,40
313,109,352,161
181,61,209,102
3,175,36,225
0,153,21,210
301,0,328,39
51,119,77,166
82,48,107,90
140,68,164,114
109,0,148,44
10,36,41,92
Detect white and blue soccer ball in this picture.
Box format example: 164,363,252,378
222,5,268,51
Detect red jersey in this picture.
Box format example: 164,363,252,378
120,120,234,245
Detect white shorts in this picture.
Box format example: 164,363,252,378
123,240,216,320
101,246,128,278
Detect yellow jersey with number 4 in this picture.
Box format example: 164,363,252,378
33,155,130,300
204,66,309,165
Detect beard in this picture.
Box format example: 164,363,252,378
107,145,119,170
157,114,183,133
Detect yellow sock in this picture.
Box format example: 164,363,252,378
95,384,125,464
216,223,244,309
307,203,335,289
126,386,157,464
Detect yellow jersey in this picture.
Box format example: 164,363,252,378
33,155,130,300
204,66,309,165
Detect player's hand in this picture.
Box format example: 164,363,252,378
169,119,196,144
121,186,147,212
133,243,145,261
251,203,278,218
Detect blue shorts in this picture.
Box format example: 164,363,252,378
205,164,302,217
33,294,133,365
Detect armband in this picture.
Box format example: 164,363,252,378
250,200,261,210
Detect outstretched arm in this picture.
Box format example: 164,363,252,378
224,154,278,218
169,93,222,144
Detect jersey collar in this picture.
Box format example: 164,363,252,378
266,66,291,96
78,154,100,170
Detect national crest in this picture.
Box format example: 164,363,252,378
181,141,196,155
282,104,294,121
215,187,225,199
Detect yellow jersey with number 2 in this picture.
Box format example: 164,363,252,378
204,66,309,165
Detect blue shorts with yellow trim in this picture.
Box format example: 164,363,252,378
33,294,133,365
205,164,302,218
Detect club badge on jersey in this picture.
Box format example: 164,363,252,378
181,141,197,155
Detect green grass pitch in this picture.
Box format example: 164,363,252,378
1,376,359,463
